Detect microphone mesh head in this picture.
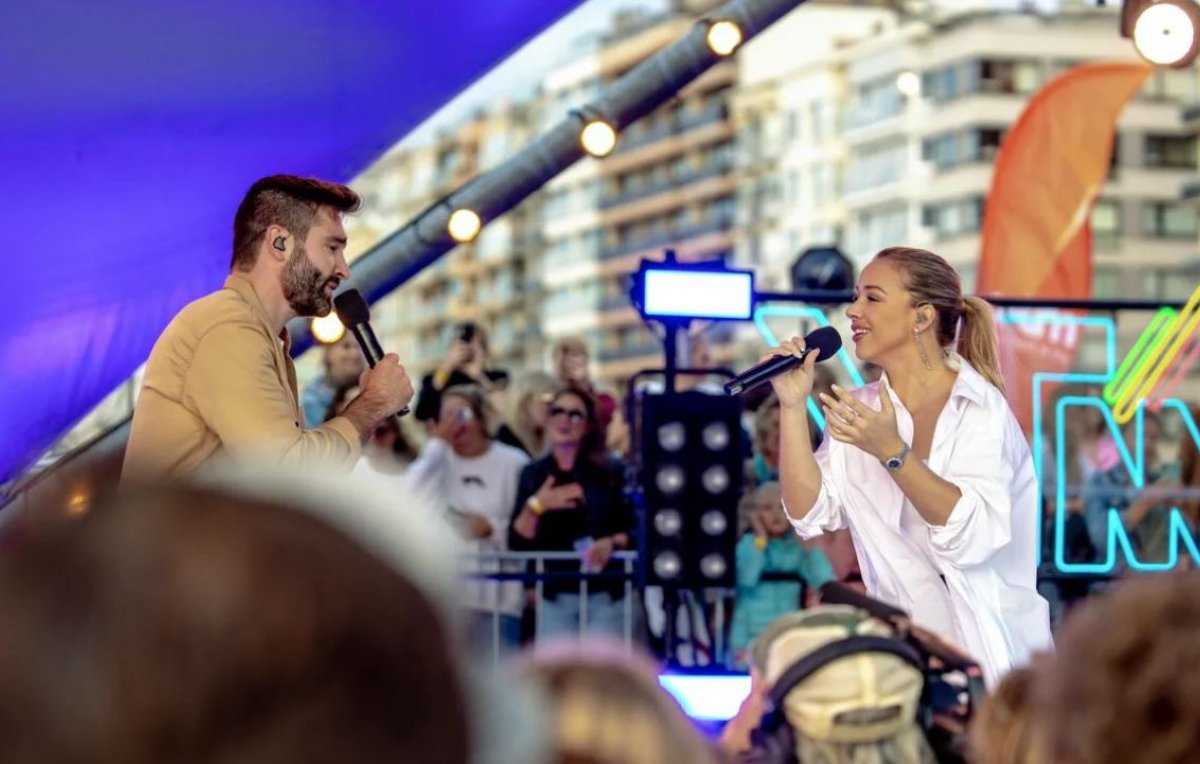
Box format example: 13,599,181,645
333,289,371,326
806,325,843,361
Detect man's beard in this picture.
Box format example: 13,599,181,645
281,245,336,317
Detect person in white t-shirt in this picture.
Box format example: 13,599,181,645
405,384,529,654
768,246,1052,687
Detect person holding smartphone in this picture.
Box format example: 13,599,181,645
413,323,510,427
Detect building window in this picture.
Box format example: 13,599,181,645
845,140,907,193
1144,134,1197,170
922,197,984,240
978,60,1040,95
1091,199,1121,239
1142,201,1199,238
849,204,909,257
922,127,1004,171
845,76,904,129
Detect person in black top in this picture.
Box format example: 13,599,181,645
413,323,510,424
509,386,634,639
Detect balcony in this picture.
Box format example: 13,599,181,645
1182,177,1200,200
600,158,733,210
599,217,733,261
615,103,728,154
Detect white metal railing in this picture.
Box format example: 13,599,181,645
458,550,639,663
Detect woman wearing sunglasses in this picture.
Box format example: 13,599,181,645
509,386,634,639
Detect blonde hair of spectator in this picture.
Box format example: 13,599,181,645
507,371,558,456
517,638,720,764
969,663,1047,764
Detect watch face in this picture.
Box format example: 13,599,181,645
886,456,902,470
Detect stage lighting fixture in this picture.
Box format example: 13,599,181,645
654,551,683,581
580,119,618,157
702,465,730,494
700,553,728,580
701,421,730,451
310,312,346,344
655,509,684,536
1121,0,1200,67
706,19,743,56
633,259,755,322
447,208,482,243
700,510,728,535
656,465,686,495
658,421,687,451
639,391,744,588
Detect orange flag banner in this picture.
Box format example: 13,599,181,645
977,61,1153,432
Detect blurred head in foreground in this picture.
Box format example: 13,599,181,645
517,638,720,764
0,480,470,764
1035,572,1200,764
969,663,1045,764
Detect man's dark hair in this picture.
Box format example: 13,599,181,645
0,482,470,764
231,175,360,271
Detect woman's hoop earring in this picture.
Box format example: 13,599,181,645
915,329,934,371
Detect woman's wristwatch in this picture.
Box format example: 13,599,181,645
881,443,910,472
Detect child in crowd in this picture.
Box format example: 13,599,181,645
729,482,835,668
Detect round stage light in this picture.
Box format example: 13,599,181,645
701,421,730,451
706,20,743,57
311,312,346,344
1132,2,1198,67
702,465,729,495
447,208,482,243
658,421,687,452
580,119,618,157
656,465,686,495
654,551,683,580
896,70,921,98
654,509,683,537
701,509,728,536
700,553,728,580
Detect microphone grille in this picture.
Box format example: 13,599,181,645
806,325,843,361
333,289,371,326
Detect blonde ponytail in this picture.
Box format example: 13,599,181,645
958,295,1005,392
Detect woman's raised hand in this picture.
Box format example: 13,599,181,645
764,335,818,409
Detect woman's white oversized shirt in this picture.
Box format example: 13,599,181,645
786,357,1052,686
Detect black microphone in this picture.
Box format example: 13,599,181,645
333,289,409,418
724,325,842,396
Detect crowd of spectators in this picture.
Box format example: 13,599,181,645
296,322,865,662
4,421,1200,763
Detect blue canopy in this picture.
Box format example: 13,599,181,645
1,0,580,481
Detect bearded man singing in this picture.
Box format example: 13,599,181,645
123,176,413,480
